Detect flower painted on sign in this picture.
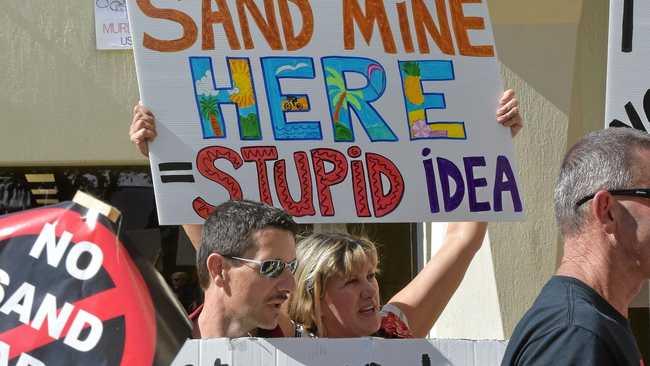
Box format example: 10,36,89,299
412,120,432,138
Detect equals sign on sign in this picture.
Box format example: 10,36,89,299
159,162,195,183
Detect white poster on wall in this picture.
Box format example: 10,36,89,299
606,0,650,132
127,0,523,224
94,0,132,50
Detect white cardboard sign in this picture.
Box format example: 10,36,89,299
94,0,132,49
171,338,508,366
606,0,650,132
127,0,523,224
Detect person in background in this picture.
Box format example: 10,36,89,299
502,128,648,365
170,271,200,313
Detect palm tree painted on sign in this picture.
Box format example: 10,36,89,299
326,67,364,141
199,95,223,137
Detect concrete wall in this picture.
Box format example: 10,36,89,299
0,2,144,166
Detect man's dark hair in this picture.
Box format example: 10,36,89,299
554,128,650,237
197,200,298,288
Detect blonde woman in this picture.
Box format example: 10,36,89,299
287,222,487,338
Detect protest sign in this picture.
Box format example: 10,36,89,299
171,338,508,366
0,192,191,365
127,0,523,224
606,0,650,132
94,0,132,49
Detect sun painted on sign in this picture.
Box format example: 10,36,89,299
190,57,262,140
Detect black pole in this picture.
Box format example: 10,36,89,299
622,0,634,52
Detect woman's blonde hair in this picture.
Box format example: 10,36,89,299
288,232,379,337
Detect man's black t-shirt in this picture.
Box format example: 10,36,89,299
502,276,642,366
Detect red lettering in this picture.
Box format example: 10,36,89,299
366,153,404,217
241,146,278,205
192,197,216,219
274,152,316,217
102,23,115,34
348,146,371,217
194,146,244,217
311,148,349,216
118,23,129,34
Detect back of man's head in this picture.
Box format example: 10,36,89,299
554,128,650,238
196,200,298,288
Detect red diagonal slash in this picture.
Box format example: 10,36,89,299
0,206,156,365
0,287,120,359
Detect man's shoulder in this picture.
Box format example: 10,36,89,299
515,276,624,334
501,276,640,366
508,276,575,334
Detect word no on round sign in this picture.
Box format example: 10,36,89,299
0,203,156,365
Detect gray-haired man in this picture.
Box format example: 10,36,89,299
503,128,648,365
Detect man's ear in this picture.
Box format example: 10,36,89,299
206,253,226,286
591,190,616,234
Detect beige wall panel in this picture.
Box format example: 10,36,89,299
489,0,582,25
488,63,569,338
0,2,146,166
494,24,578,114
489,0,609,338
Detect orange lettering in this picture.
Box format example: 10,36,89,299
237,0,283,50
343,0,397,54
137,0,197,52
396,2,414,53
449,0,495,57
202,0,242,50
412,0,454,55
278,0,314,51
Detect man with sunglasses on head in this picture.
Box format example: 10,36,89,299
502,127,648,366
190,199,299,338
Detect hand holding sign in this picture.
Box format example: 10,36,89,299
130,102,156,157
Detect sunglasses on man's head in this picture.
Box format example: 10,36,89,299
223,256,298,278
575,188,650,207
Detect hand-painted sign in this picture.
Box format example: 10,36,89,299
127,0,523,224
0,199,191,365
94,0,132,49
606,0,650,132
